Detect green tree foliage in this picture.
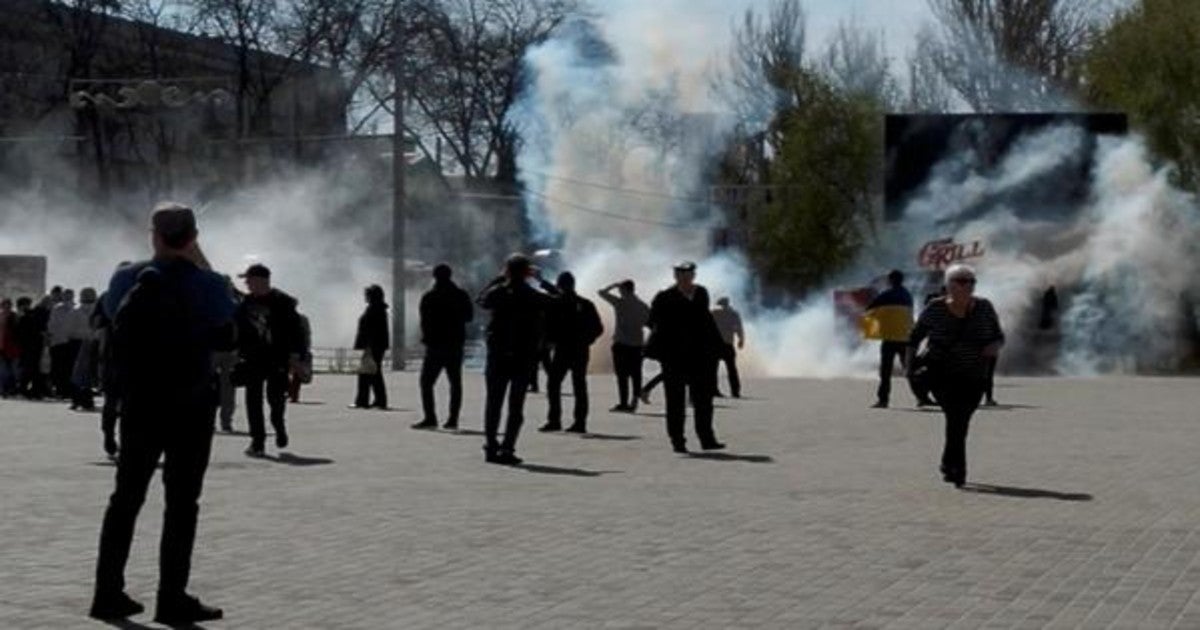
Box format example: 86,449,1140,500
1085,0,1200,190
750,69,880,291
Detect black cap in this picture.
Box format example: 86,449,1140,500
673,260,697,272
239,263,271,279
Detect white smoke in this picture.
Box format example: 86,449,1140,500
512,9,1200,378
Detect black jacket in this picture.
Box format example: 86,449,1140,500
477,276,559,359
236,289,304,365
646,284,722,362
354,302,390,353
547,293,603,351
419,281,473,349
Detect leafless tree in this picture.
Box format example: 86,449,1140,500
904,25,952,113
922,0,1100,111
710,0,807,132
821,19,900,110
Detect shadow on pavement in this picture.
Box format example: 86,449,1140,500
962,483,1092,501
515,463,620,477
977,403,1041,411
99,620,159,630
261,452,335,466
687,452,774,464
580,433,641,441
215,430,255,437
290,400,326,406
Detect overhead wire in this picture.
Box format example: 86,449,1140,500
520,169,711,204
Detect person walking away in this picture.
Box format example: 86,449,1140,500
92,286,122,457
0,298,18,397
710,297,745,398
212,275,240,431
646,261,726,453
352,285,390,409
477,254,559,464
68,287,100,410
865,270,914,408
14,296,48,399
235,264,304,456
48,288,78,399
288,310,312,403
412,265,473,430
539,272,603,434
906,264,1004,488
90,202,234,624
598,279,650,412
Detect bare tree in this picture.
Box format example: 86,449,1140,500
922,0,1100,111
710,0,807,132
904,25,952,113
821,19,900,110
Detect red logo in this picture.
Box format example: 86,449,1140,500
917,238,985,269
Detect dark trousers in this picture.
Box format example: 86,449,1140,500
932,379,984,478
354,348,388,408
662,358,718,449
547,347,589,429
612,344,643,408
527,346,551,392
420,346,463,424
643,371,663,395
245,365,288,449
95,397,215,598
484,353,532,453
18,350,46,398
716,343,741,397
983,356,998,401
0,356,16,396
876,341,909,404
51,340,81,398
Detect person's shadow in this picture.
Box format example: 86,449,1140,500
101,620,209,630
687,452,774,464
260,452,335,466
579,432,641,441
962,482,1092,501
514,462,620,477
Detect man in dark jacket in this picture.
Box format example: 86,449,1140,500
235,264,305,456
647,261,725,453
865,270,915,408
477,254,559,464
15,295,49,399
91,202,234,624
413,264,473,430
539,272,603,434
352,285,390,409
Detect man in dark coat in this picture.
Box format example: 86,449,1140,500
14,295,49,399
647,261,726,453
476,254,559,464
539,271,603,434
235,263,305,456
91,202,234,624
412,264,473,430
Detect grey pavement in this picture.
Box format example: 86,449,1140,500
3,373,1200,629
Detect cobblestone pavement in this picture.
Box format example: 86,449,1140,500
3,373,1200,629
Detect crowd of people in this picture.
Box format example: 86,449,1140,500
0,198,1019,625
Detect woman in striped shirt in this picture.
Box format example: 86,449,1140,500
906,264,1004,488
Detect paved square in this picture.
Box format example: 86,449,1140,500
3,373,1200,629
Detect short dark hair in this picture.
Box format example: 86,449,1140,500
151,202,198,250
557,271,576,291
16,296,31,308
887,269,904,285
505,253,531,278
365,284,386,305
433,264,452,282
619,279,635,292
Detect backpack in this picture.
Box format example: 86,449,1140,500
110,266,206,399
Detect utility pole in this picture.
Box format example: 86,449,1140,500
391,2,407,371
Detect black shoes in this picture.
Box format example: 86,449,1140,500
102,432,119,459
672,442,688,454
871,401,888,409
940,465,966,487
245,445,265,458
700,441,726,451
89,591,144,620
411,419,438,430
219,422,234,432
154,593,223,625
483,446,522,465
564,424,587,434
609,404,631,412
442,420,458,430
538,422,562,432
275,428,289,449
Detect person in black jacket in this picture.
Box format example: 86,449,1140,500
647,261,725,453
235,264,305,456
15,295,50,399
412,265,473,429
539,272,603,434
477,254,559,464
352,284,390,409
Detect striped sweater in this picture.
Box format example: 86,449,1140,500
908,298,1004,380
